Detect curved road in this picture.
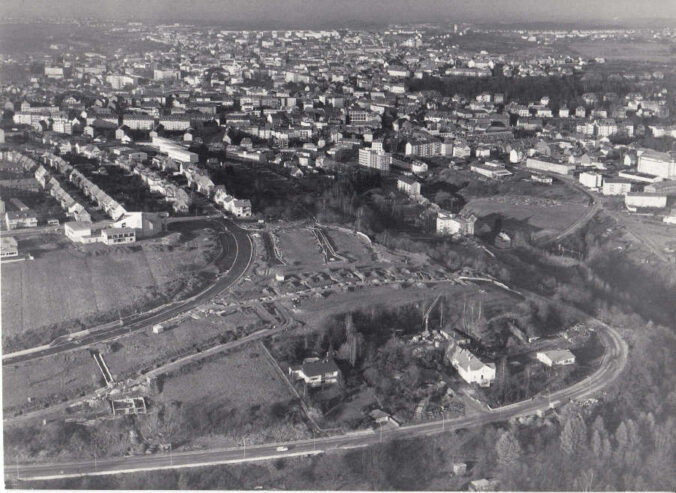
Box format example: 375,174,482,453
3,217,253,366
538,171,601,246
7,310,627,482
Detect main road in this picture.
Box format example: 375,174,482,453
2,217,253,366
7,314,627,483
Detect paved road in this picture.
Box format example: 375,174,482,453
2,217,253,366
7,315,627,482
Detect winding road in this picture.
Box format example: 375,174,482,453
2,217,253,366
6,298,628,483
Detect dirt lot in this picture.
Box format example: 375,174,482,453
324,227,374,263
1,228,221,350
276,228,325,265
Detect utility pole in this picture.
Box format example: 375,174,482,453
94,452,97,472
16,457,19,480
169,443,173,466
441,406,446,432
242,438,246,459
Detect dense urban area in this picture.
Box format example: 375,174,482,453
0,17,675,491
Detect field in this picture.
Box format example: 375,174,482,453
464,195,588,237
567,40,676,63
2,350,97,416
102,308,264,380
1,227,221,350
276,228,325,265
294,282,483,330
324,227,374,263
153,344,308,447
2,305,265,422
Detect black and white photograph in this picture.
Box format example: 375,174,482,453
0,0,674,490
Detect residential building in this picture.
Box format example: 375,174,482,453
579,171,603,189
437,212,476,236
446,345,496,387
397,176,421,197
5,210,38,230
602,179,632,196
536,349,576,367
289,357,341,388
358,148,392,172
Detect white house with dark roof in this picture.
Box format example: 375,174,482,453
446,345,496,387
289,357,341,388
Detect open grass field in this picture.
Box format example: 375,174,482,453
1,228,220,349
103,308,264,379
464,195,588,235
153,344,307,447
294,282,483,329
276,228,325,265
324,228,374,263
159,345,290,407
2,350,97,416
567,40,676,63
2,308,264,419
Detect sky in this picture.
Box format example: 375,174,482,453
1,0,675,27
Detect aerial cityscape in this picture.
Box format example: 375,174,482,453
0,0,675,490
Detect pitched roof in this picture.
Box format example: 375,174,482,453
301,358,339,377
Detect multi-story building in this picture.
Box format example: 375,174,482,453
358,148,392,172
153,68,180,81
436,212,476,236
405,140,447,158
602,179,632,196
101,227,136,245
397,176,421,197
122,114,155,131
5,210,38,230
625,193,667,211
579,171,603,189
637,149,676,179
526,157,575,176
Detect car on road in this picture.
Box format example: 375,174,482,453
276,446,289,452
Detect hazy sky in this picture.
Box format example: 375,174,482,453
1,0,675,27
